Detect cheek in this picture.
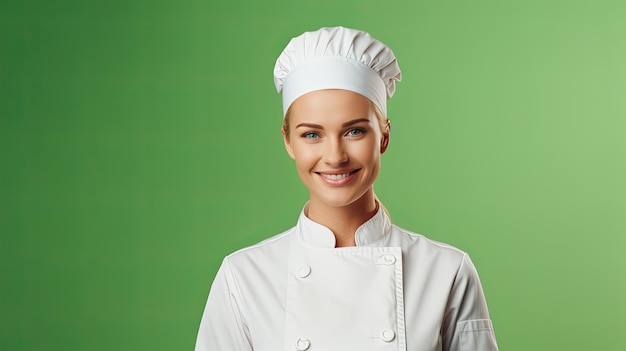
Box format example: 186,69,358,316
351,139,380,163
292,144,318,170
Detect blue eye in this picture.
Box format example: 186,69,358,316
346,128,364,137
302,132,320,139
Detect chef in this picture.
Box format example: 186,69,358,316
195,26,499,351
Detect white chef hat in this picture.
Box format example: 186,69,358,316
273,26,402,117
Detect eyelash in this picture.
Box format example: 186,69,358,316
301,132,320,139
300,128,366,140
346,128,365,136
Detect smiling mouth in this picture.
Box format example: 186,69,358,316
317,169,360,180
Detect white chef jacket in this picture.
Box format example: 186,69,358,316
195,206,498,351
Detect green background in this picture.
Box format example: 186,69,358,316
1,0,625,350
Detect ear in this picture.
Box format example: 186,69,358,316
282,126,296,160
380,119,390,154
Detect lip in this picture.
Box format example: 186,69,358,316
315,169,361,186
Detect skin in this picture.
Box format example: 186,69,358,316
282,89,390,247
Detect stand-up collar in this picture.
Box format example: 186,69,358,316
295,203,392,248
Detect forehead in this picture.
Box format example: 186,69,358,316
288,89,374,124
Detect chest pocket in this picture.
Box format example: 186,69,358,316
284,242,406,351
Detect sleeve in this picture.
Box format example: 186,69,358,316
441,253,499,351
194,258,253,351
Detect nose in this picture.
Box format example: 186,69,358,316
324,138,349,166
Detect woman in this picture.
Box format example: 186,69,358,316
195,26,499,351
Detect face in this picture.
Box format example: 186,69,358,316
282,89,390,210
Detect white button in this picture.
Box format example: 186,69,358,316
380,329,396,342
295,338,310,350
382,255,396,265
296,265,311,278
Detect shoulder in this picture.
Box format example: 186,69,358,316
389,223,468,272
391,224,466,255
222,226,295,272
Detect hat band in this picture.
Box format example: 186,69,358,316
282,56,387,116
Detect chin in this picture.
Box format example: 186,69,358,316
313,191,369,209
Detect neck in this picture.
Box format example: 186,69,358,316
306,190,378,247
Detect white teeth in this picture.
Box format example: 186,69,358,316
321,172,352,180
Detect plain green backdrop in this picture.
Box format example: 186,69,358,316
1,0,625,350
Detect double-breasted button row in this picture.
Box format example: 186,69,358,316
293,329,395,350
299,256,396,278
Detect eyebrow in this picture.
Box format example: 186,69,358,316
295,118,371,129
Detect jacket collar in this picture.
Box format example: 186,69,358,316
295,203,392,248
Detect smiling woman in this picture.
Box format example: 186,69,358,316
283,90,389,247
194,26,499,351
